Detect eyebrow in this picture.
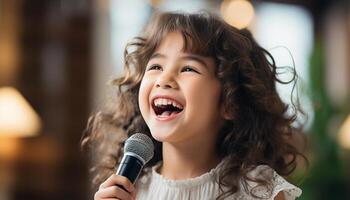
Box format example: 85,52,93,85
149,53,209,69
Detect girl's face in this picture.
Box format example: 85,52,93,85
138,32,225,145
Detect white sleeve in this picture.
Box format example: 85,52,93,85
242,165,302,200
271,170,302,200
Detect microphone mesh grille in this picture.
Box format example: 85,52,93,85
124,133,154,164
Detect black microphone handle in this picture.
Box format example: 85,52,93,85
116,154,144,184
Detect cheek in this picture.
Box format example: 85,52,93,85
138,78,152,115
187,80,221,107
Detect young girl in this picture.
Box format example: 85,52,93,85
82,11,306,200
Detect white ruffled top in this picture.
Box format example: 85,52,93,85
135,159,302,200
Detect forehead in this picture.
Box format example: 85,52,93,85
153,32,214,60
150,32,216,72
154,32,185,54
153,29,213,56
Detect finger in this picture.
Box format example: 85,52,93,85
95,186,133,200
99,175,135,193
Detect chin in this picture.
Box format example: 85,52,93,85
149,129,179,143
150,131,169,142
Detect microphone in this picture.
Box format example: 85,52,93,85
116,133,154,184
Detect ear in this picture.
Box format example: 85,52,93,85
220,102,235,120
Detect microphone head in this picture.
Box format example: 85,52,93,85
124,133,154,165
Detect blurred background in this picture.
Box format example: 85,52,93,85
0,0,349,199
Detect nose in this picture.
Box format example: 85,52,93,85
155,71,178,89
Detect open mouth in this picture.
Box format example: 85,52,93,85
152,97,184,117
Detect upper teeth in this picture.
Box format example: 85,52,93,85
154,98,183,109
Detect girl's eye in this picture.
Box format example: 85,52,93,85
181,66,199,73
147,64,162,71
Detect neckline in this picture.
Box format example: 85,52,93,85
150,159,226,188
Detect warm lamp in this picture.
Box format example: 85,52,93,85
0,87,41,137
339,114,350,149
0,87,42,200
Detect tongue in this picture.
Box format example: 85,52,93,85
159,110,180,117
160,111,172,117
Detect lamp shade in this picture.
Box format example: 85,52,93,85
0,87,41,137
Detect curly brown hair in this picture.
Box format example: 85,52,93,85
81,11,306,199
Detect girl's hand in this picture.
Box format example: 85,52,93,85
94,174,136,200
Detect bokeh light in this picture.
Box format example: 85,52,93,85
339,115,350,149
220,0,255,29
